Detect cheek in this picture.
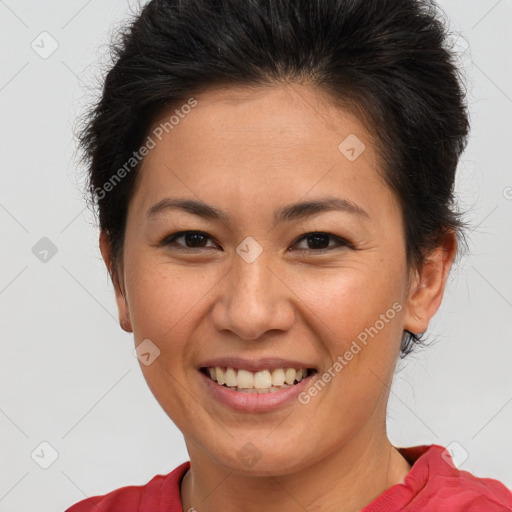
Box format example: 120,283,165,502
292,260,404,334
125,251,207,340
292,262,406,402
124,256,204,427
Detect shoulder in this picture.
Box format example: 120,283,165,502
64,461,190,512
402,444,512,511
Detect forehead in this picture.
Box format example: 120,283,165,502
129,83,395,226
150,83,373,157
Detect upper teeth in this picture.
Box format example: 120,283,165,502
207,367,308,389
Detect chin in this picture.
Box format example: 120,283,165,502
205,439,315,477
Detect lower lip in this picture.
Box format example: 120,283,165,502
199,370,316,412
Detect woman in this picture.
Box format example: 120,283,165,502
66,0,512,510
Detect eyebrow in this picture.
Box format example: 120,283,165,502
146,196,370,223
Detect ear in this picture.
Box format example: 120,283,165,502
99,230,133,333
403,230,457,335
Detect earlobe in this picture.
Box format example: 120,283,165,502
403,231,457,336
99,231,133,333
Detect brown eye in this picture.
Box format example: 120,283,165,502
292,232,351,253
163,231,218,250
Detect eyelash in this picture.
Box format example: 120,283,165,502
160,230,354,254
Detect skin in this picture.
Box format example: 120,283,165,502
100,83,456,512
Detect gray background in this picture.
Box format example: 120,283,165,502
1,0,511,510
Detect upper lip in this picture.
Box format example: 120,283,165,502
198,357,317,372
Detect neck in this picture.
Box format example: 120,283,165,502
180,424,411,512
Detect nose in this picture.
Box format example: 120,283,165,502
209,249,296,340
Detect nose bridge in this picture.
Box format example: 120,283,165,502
210,242,294,340
233,246,273,305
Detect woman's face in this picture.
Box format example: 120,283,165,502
106,84,434,474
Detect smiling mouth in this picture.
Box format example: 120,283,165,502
200,366,317,393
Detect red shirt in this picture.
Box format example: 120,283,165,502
65,444,512,511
